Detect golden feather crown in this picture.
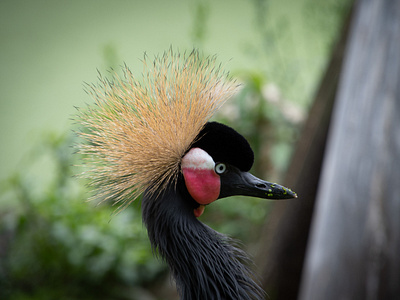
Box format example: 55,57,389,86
76,49,239,210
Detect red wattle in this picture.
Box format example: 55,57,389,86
182,168,220,205
194,205,205,218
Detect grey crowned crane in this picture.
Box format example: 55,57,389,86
76,50,296,300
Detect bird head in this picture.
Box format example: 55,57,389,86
181,122,296,217
76,49,296,214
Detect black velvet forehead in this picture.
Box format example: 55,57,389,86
191,122,254,172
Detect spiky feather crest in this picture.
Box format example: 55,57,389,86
76,49,239,210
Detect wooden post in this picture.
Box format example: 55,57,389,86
299,0,400,299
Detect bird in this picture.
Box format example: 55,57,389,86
76,49,297,300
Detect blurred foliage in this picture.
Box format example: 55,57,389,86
246,0,352,107
191,0,210,46
0,134,165,300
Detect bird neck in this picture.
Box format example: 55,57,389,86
142,180,265,300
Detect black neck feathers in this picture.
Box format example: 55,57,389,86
141,179,264,300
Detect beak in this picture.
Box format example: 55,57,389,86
219,168,297,200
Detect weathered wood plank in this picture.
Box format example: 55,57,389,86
299,0,400,299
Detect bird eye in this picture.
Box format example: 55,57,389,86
215,163,227,174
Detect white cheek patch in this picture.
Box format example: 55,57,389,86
182,148,215,170
182,147,220,205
